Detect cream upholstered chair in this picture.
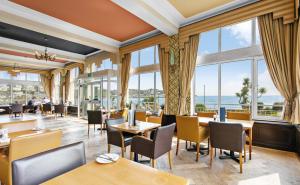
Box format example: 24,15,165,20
176,116,209,161
0,130,62,185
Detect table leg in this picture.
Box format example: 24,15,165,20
134,153,139,162
249,128,252,160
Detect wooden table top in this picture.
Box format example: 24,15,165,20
0,129,49,149
198,117,254,129
0,116,37,125
42,158,189,185
110,121,160,134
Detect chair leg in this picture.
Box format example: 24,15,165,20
107,144,111,153
220,149,223,155
196,142,200,162
168,151,172,170
121,147,125,157
151,159,156,168
130,151,133,160
214,148,217,157
244,144,246,163
239,152,243,173
94,124,95,132
210,147,214,167
100,124,103,134
176,138,180,155
88,125,89,137
185,141,188,149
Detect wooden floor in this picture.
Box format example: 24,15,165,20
31,114,300,185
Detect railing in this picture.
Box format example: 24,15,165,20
195,103,284,117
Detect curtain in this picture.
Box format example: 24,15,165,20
40,74,51,100
158,45,169,114
65,71,70,102
293,19,300,124
178,34,199,115
120,53,131,109
258,14,298,122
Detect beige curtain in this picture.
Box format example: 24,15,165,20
120,53,131,109
40,74,51,100
258,14,298,122
65,71,70,102
178,34,199,115
158,45,169,114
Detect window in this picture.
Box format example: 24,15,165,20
26,73,40,81
0,84,11,105
127,45,162,112
68,67,79,105
92,59,118,72
13,73,26,80
0,71,11,79
194,65,218,112
194,18,284,120
221,20,252,51
110,77,118,109
256,60,284,118
198,29,219,55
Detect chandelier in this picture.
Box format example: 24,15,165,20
34,38,56,62
11,63,21,73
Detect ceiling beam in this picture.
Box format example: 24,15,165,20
0,37,85,63
0,0,120,53
0,53,65,69
112,0,179,36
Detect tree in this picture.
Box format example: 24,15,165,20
258,87,267,98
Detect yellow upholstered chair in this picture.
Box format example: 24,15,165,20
147,111,163,124
122,108,129,121
176,116,209,161
0,130,62,185
227,112,251,120
109,108,129,121
196,112,216,118
135,111,147,122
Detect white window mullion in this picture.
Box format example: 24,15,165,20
218,64,221,112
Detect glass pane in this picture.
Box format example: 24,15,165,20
0,84,11,105
194,65,218,112
140,46,155,66
128,75,139,106
131,51,139,68
13,73,26,80
12,84,26,104
198,29,219,55
221,20,252,51
255,19,261,45
257,60,284,118
221,60,252,113
155,46,159,64
102,59,112,70
110,77,118,109
140,73,154,111
102,81,107,109
26,85,39,102
27,73,40,81
0,71,11,79
155,72,164,111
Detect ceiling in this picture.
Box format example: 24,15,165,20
0,22,99,55
168,0,234,18
11,0,155,42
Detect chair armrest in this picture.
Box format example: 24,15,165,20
131,136,154,158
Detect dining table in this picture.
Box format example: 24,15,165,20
42,158,189,185
0,115,38,133
198,117,254,161
110,121,160,162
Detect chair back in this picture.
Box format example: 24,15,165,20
11,104,23,113
135,111,146,122
43,104,52,112
87,110,103,125
54,104,64,114
209,121,244,152
12,142,85,185
197,112,215,118
176,116,200,142
227,112,251,120
153,123,176,158
7,130,62,185
161,114,176,127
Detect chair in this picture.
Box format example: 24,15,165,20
147,111,163,124
0,130,62,185
42,103,52,115
106,118,133,157
227,112,251,120
110,108,129,121
209,121,246,173
12,142,85,185
176,116,209,162
135,111,147,122
197,112,216,118
9,104,23,118
87,110,103,136
130,123,176,169
54,104,65,118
